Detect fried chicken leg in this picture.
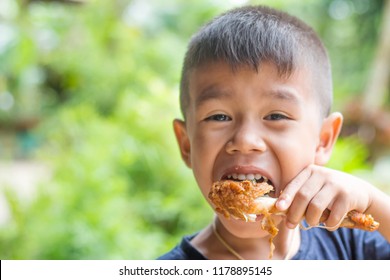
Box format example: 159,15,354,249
209,180,379,230
208,179,380,258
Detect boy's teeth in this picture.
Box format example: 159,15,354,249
226,173,268,181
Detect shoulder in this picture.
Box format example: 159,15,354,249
157,234,207,260
293,225,390,260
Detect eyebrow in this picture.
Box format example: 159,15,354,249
265,88,300,104
195,85,233,107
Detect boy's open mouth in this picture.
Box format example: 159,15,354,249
221,173,274,190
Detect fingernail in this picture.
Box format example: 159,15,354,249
286,222,296,229
277,198,288,211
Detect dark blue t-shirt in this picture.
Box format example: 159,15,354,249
157,227,390,260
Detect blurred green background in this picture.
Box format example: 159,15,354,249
0,0,389,259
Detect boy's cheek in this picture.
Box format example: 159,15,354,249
277,152,316,196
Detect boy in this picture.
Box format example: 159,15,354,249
159,5,390,260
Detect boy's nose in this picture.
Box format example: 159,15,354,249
225,122,267,154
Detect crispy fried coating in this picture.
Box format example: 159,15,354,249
208,180,274,222
209,180,278,258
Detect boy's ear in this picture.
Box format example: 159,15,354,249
173,119,192,168
315,112,343,165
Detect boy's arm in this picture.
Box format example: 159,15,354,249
365,186,390,241
276,165,390,243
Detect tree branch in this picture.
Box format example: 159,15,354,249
362,0,390,116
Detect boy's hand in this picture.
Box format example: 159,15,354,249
276,165,374,230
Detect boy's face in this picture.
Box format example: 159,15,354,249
174,61,338,236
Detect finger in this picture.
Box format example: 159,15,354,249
285,170,326,228
305,184,334,227
276,165,313,212
323,196,350,230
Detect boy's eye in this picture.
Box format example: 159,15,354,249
264,113,289,121
205,114,232,122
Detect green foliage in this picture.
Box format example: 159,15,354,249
327,136,371,172
0,100,213,259
0,0,217,259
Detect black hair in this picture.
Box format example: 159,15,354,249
180,5,332,119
